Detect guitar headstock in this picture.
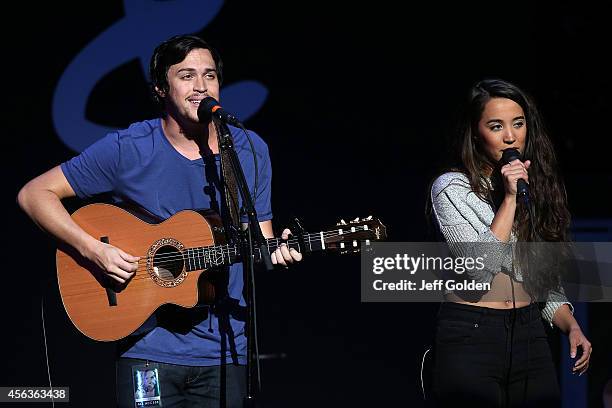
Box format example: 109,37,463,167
323,216,387,254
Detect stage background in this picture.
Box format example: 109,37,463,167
3,1,611,407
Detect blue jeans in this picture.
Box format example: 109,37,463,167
116,358,246,408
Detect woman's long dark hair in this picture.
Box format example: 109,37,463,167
460,79,571,297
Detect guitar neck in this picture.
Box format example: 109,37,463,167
183,228,367,271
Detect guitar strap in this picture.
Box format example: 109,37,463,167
215,121,242,237
211,121,241,329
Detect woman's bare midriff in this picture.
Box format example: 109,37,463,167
444,272,532,309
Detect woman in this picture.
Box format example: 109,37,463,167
429,79,592,407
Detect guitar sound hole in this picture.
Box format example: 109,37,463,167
153,245,185,281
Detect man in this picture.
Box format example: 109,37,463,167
18,34,301,407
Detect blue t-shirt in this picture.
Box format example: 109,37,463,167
61,118,272,366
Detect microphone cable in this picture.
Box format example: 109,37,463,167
521,197,542,406
41,296,56,408
238,124,259,202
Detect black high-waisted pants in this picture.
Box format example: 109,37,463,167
432,302,560,407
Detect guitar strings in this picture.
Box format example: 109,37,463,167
130,228,370,266
68,228,377,292
110,228,373,282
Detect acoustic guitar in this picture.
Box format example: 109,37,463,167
56,203,386,341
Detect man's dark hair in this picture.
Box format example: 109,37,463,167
149,34,223,108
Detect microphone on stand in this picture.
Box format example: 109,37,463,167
197,96,243,127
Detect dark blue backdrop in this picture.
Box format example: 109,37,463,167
4,1,611,407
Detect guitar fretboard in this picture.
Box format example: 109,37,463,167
181,227,369,271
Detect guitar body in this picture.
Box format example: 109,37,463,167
55,203,386,342
56,204,224,342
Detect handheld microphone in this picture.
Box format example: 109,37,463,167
197,96,243,127
501,148,529,204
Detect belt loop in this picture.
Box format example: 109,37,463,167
527,303,537,323
521,305,530,324
474,306,485,328
518,304,530,324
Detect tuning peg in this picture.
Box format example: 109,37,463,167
350,217,360,223
365,215,373,220
337,219,347,226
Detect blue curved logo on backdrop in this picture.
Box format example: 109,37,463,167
53,0,268,153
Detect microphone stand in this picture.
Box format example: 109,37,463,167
215,119,273,407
